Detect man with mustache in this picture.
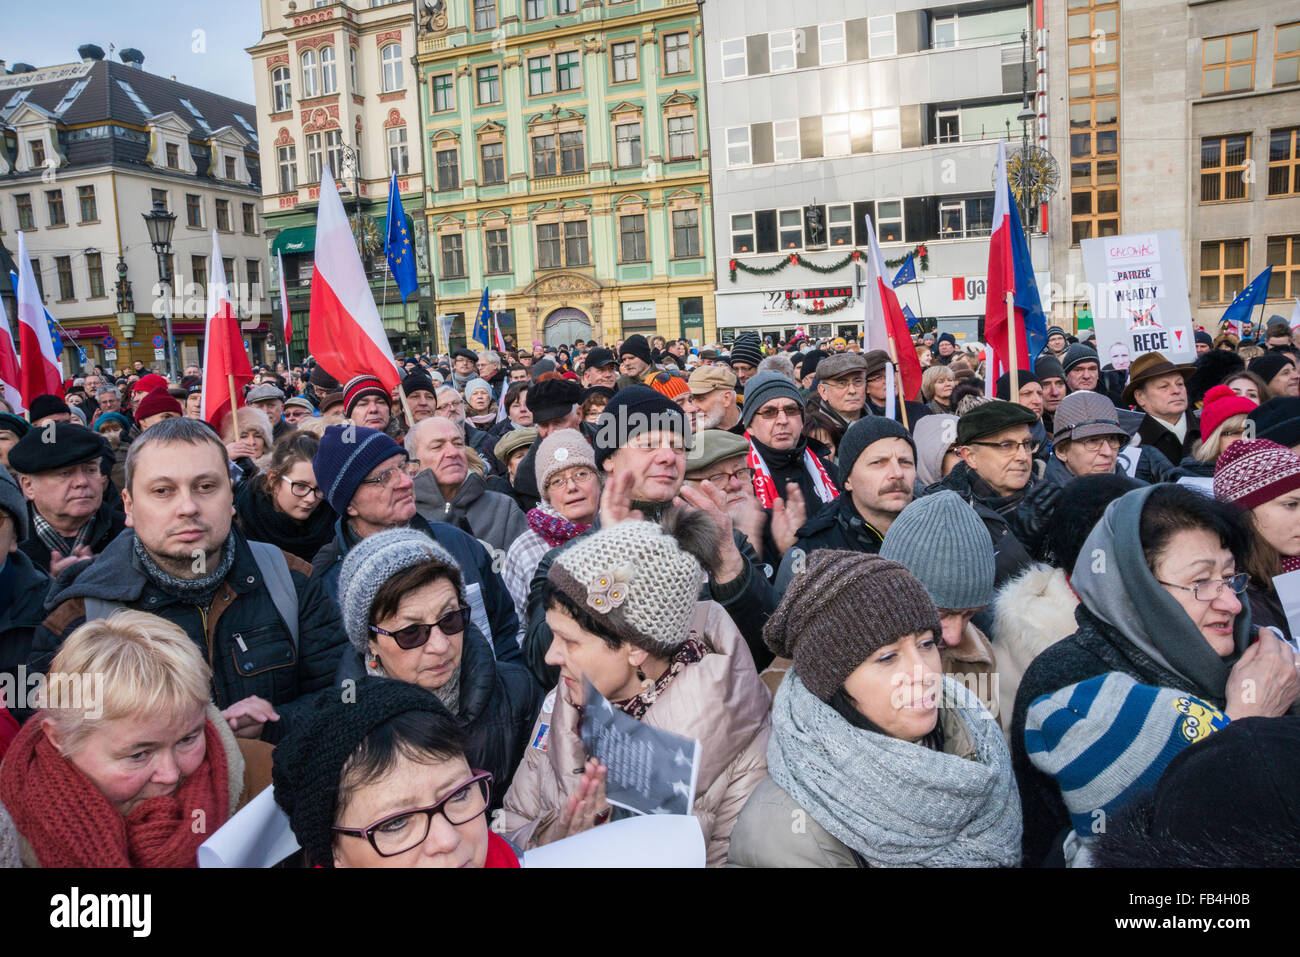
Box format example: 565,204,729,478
25,417,349,743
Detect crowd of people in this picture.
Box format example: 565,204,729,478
0,320,1298,869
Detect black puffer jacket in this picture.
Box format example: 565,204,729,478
773,494,886,595
0,549,49,695
19,497,125,574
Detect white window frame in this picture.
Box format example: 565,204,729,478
869,14,897,58
872,107,901,152
349,46,359,90
823,113,851,156
773,119,800,161
305,132,323,183
933,15,958,49
381,43,403,92
769,30,798,72
277,144,297,193
778,207,803,250
726,125,751,167
721,37,747,78
611,40,638,82
827,203,853,246
877,198,904,243
271,66,292,112
730,212,755,254
939,199,966,237
663,31,691,75
320,46,337,95
614,121,642,168
936,109,961,144
387,127,409,174
528,55,553,96
301,49,319,98
819,22,846,65
667,114,696,160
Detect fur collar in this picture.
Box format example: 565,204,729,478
990,563,1079,667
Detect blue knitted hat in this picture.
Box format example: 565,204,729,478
313,424,408,515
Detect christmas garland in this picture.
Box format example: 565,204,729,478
788,295,855,316
728,245,929,282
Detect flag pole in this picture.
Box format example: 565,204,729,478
227,373,239,438
886,336,911,430
1006,291,1019,397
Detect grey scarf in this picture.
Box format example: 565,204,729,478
768,671,1022,867
364,650,461,715
133,533,236,609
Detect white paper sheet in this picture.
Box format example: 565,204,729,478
198,786,300,868
521,814,705,868
1270,569,1300,653
1175,475,1214,495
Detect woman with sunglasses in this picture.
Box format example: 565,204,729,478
1011,483,1300,866
336,528,543,804
234,432,337,562
273,679,519,867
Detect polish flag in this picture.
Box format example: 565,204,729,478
862,213,924,403
984,139,1047,382
0,301,22,414
278,249,292,353
308,164,401,394
200,231,254,433
15,230,62,408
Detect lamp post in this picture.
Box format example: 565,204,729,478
142,199,178,380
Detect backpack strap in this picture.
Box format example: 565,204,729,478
247,540,300,653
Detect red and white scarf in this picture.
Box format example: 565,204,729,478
746,434,839,509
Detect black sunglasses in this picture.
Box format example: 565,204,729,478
370,606,467,650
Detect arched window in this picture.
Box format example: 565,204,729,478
381,43,403,92
301,49,319,98
320,46,337,95
271,66,292,112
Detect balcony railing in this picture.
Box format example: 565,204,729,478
531,171,589,190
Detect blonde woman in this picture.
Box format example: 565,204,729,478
921,365,957,414
224,405,275,483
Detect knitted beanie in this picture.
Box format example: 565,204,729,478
800,349,828,379
343,375,389,416
995,370,1041,400
836,415,915,476
0,465,28,541
1249,351,1294,385
92,411,132,434
1198,384,1257,440
1213,438,1300,510
729,333,763,369
402,371,437,397
647,371,690,400
1247,397,1300,448
1061,343,1100,374
313,424,407,514
134,386,183,421
618,334,653,365
272,679,457,867
28,394,69,421
534,428,597,503
547,515,711,656
1025,672,1228,840
740,371,803,427
591,385,687,468
879,491,995,611
337,527,464,652
763,551,941,701
1035,355,1065,383
132,373,167,396
462,377,493,400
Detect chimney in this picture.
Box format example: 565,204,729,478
119,48,145,69
77,43,105,63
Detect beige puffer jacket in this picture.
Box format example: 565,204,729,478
491,600,771,866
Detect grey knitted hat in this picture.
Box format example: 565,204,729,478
741,371,804,427
837,415,915,476
337,527,465,652
0,465,27,541
534,428,597,503
878,491,995,611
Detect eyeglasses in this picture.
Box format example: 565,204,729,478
1075,435,1124,452
279,476,323,499
753,403,803,422
358,460,421,488
968,438,1039,455
370,605,468,649
698,466,754,487
545,468,597,492
822,375,867,390
332,770,492,857
1157,573,1249,602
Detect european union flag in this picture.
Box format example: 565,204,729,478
891,254,916,287
1220,266,1273,334
473,288,490,347
902,304,919,329
10,269,59,352
384,171,418,303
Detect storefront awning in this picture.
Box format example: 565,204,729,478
271,226,315,256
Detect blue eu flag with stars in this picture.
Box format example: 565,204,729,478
385,171,418,303
891,254,916,287
473,288,490,347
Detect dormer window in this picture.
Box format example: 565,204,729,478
166,143,180,169
29,140,45,167
225,155,237,179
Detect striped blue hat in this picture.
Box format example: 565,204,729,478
1025,672,1228,840
313,424,407,515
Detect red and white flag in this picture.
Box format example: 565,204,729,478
15,230,62,409
199,231,254,432
861,214,924,403
0,301,22,414
308,164,401,394
277,249,292,356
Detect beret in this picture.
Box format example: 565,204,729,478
8,422,110,474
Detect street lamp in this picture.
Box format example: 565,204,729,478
142,199,178,379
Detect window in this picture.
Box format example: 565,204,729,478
536,222,561,268
557,0,576,12
301,49,319,98
1203,31,1256,95
1069,2,1121,244
726,126,751,167
485,228,510,274
939,200,965,237
382,43,403,92
1200,134,1251,202
186,193,202,228
29,139,45,168
532,134,556,177
869,15,896,57
474,0,496,31
1267,235,1300,300
664,32,691,75
620,214,647,262
272,66,292,112
936,110,960,144
224,155,237,180
965,196,995,237
432,73,454,112
818,22,847,64
15,194,33,230
151,188,168,209
389,127,410,175
823,114,850,156
536,221,588,268
615,122,642,168
326,129,344,177
1277,23,1300,86
873,108,900,152
731,213,754,254
672,208,700,258
525,0,544,19
877,199,903,243
306,132,323,182
612,41,638,82
278,144,297,193
215,199,231,232
55,256,74,300
564,220,589,265
247,260,261,295
559,131,585,173
556,51,581,91
827,204,853,246
320,46,337,95
1200,239,1248,303
243,202,257,234
773,119,800,161
477,65,500,104
721,38,746,79
779,208,803,249
480,140,504,184
29,258,44,300
86,252,104,298
1270,127,1300,196
436,147,459,190
667,115,696,160
166,142,180,168
769,30,797,72
528,56,553,96
223,258,236,285
349,46,359,91
354,131,364,178
77,185,97,222
440,233,465,278
933,15,957,49
43,189,64,226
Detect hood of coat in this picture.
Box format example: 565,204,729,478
413,469,486,513
1069,485,1250,702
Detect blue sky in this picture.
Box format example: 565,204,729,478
4,0,263,103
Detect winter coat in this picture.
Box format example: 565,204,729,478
19,497,125,574
413,470,528,559
1246,579,1290,641
311,514,522,665
944,621,1000,723
747,437,841,526
492,601,771,866
27,529,348,745
0,550,49,700
1136,412,1199,468
774,495,886,595
335,623,542,804
921,462,1033,586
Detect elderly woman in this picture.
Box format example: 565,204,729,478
0,611,249,867
921,365,957,414
234,431,336,562
581,386,614,424
1012,483,1300,866
728,552,1020,867
463,378,498,430
912,413,960,487
335,528,542,801
224,405,274,484
493,516,771,867
272,680,519,868
1181,385,1256,477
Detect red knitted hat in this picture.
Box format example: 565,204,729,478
1213,438,1300,510
133,386,183,421
342,374,389,416
1199,384,1257,439
132,373,168,396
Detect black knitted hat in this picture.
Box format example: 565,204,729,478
592,385,687,468
1248,397,1300,449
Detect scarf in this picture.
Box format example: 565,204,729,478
767,672,1021,867
235,480,336,563
746,434,838,509
468,410,497,429
32,506,94,558
0,718,230,868
1285,555,1300,574
611,637,707,721
133,533,236,610
526,507,591,549
364,650,461,715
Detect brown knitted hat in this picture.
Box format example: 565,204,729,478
763,550,941,701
